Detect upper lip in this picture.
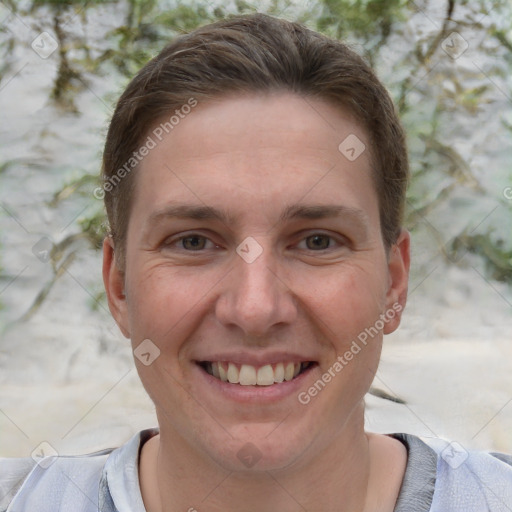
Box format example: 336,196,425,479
194,351,318,366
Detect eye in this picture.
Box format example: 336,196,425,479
181,235,208,251
304,234,332,250
296,233,346,252
163,233,217,252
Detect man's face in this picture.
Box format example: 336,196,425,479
104,92,409,471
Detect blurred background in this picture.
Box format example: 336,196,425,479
0,0,511,458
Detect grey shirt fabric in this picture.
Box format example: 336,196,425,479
2,428,512,511
390,433,438,512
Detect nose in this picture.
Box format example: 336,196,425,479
215,244,298,339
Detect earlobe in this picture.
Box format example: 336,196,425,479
383,229,410,334
102,237,131,338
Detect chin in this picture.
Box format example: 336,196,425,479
202,422,314,473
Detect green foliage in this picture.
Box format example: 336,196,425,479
31,0,111,6
452,233,512,283
154,4,215,31
78,209,108,251
49,173,107,251
1,0,511,322
316,0,408,49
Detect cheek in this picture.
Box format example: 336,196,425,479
127,269,164,337
125,264,207,403
124,261,221,347
293,262,388,343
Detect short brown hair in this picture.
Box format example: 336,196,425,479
102,13,409,268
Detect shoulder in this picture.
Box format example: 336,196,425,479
0,457,38,511
391,433,512,511
0,428,158,512
0,449,113,512
422,436,512,510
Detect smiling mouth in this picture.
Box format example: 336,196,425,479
198,361,316,386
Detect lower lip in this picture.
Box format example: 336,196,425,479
194,363,317,404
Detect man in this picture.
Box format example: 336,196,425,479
2,13,511,512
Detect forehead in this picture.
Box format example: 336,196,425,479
130,92,379,230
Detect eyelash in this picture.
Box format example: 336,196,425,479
164,232,347,253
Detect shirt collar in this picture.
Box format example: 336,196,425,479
99,429,437,512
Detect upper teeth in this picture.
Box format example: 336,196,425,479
207,362,303,386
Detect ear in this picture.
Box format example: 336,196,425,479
102,237,131,338
383,229,410,334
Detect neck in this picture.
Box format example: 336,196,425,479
139,403,392,512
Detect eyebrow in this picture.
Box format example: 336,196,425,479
148,204,237,226
146,203,369,232
279,204,368,224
